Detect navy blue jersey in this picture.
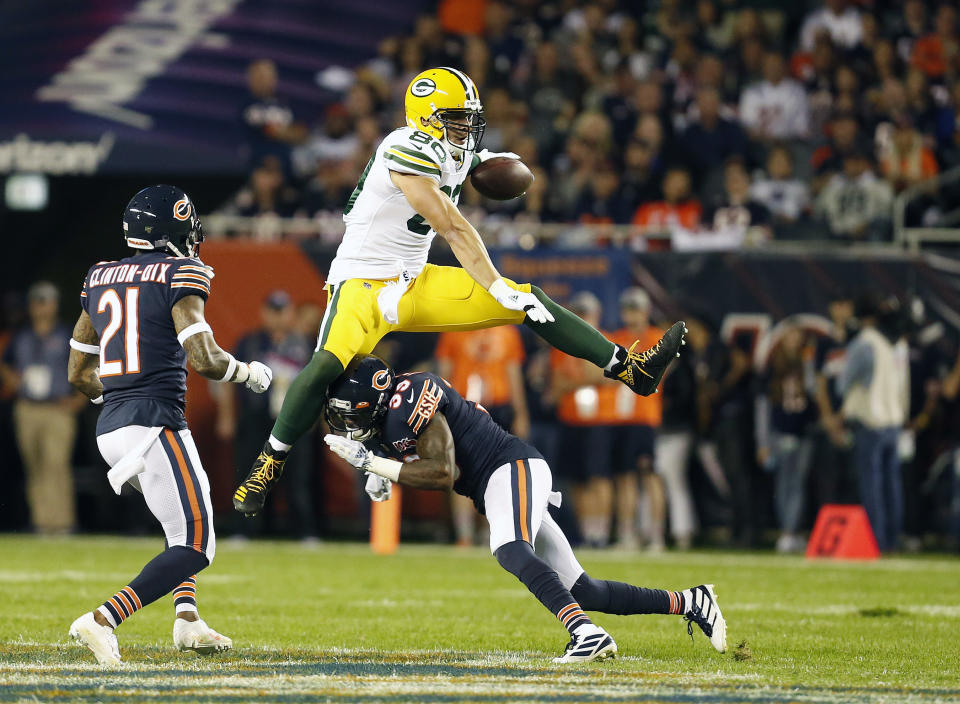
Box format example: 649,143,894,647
377,372,542,514
80,251,212,435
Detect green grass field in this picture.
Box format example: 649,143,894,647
1,536,958,703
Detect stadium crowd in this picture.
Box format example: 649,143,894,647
222,0,960,247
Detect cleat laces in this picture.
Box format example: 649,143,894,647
246,454,282,491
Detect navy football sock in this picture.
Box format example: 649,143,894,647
496,540,592,634
98,546,209,628
570,573,685,615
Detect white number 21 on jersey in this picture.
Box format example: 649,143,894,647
97,288,141,377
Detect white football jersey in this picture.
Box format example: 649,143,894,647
327,127,473,285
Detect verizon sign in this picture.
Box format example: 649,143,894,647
0,134,115,175
36,0,240,129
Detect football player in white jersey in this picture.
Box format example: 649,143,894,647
234,67,688,516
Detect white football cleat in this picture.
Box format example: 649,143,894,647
173,617,233,654
684,584,727,653
69,612,121,666
553,623,617,663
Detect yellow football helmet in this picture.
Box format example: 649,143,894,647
405,67,485,156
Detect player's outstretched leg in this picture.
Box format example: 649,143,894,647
523,286,686,397
570,575,727,653
496,540,617,663
70,546,210,666
171,576,232,654
234,349,344,515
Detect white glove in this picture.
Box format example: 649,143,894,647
476,148,520,163
365,472,392,502
324,433,372,470
244,361,273,393
488,278,554,324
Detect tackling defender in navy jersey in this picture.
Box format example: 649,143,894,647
323,356,727,663
66,185,274,666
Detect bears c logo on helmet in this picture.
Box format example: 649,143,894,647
372,369,391,390
173,198,192,221
410,78,437,97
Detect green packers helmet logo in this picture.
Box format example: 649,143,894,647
411,78,437,97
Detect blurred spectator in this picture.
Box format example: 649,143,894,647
812,293,857,507
632,166,702,239
840,293,911,552
436,327,530,547
609,288,667,551
800,0,863,52
619,138,663,209
879,114,939,194
521,41,580,155
0,282,79,535
750,146,810,224
575,161,630,224
811,112,870,194
703,159,773,243
910,3,959,80
894,0,930,66
680,87,750,185
226,156,301,222
739,51,810,143
550,292,614,547
240,59,307,175
294,103,358,180
816,150,894,241
755,326,816,553
216,291,318,540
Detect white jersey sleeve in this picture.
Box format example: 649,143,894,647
380,129,447,183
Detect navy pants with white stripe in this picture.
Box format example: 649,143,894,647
94,425,214,627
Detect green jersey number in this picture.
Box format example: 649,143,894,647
406,183,462,236
407,130,447,164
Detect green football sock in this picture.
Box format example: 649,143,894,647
523,286,616,367
270,350,344,446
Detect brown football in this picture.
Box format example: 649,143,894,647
470,157,534,200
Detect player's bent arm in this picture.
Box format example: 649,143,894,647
171,296,273,393
390,171,499,289
399,413,460,490
67,311,104,401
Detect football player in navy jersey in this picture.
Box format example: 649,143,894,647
65,185,274,666
323,356,727,663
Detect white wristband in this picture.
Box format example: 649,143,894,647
70,338,100,354
367,455,402,482
177,322,213,345
234,361,250,384
487,277,511,298
220,354,237,382
91,395,104,405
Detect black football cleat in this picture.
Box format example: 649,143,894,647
233,443,287,516
604,321,687,396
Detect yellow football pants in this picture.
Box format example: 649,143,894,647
317,264,530,367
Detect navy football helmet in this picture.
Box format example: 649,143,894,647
324,355,394,441
123,185,204,257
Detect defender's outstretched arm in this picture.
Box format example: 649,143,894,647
171,295,271,391
68,311,104,401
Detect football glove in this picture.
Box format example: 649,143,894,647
488,278,554,324
364,472,392,502
476,149,520,163
244,361,273,393
324,434,371,470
